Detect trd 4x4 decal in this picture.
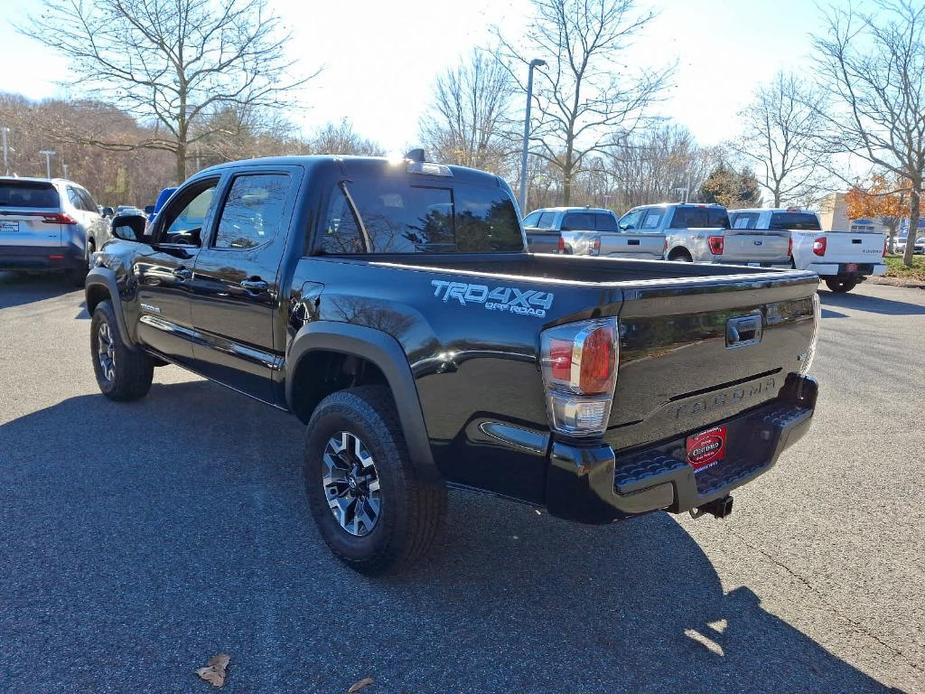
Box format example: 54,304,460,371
430,279,554,318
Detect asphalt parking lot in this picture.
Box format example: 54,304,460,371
1,272,923,693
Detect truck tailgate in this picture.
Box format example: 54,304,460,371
606,271,817,452
599,232,665,259
814,231,885,263
721,230,790,263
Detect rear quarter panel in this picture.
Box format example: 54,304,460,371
288,256,622,502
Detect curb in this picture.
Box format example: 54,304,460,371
868,277,925,289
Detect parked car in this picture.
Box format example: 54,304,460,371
620,203,792,267
729,208,886,293
0,176,110,285
524,206,666,259
894,233,925,255
85,154,820,575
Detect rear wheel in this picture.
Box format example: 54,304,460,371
825,277,857,293
303,385,446,575
90,300,154,401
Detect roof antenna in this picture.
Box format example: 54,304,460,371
404,148,426,163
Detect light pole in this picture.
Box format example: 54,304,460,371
1,127,9,175
39,150,55,178
62,163,69,178
518,58,546,214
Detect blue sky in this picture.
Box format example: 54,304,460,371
0,0,824,155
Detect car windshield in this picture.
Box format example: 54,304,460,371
0,181,59,208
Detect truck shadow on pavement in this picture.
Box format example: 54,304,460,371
819,288,925,316
0,271,80,310
0,380,896,693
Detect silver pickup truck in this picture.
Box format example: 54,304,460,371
617,203,791,267
524,207,666,259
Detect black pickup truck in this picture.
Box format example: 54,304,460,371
85,155,820,574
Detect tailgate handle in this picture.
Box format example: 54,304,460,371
726,314,763,349
628,239,640,245
852,238,862,244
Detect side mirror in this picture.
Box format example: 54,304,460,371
619,223,630,231
143,205,155,216
102,207,115,218
110,213,147,242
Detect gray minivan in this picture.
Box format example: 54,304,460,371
0,177,109,285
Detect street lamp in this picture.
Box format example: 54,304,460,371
518,58,546,214
39,150,55,179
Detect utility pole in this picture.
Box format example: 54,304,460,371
62,163,69,178
518,58,546,214
39,150,55,179
1,127,9,175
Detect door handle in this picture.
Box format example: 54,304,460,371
173,266,192,280
240,278,269,292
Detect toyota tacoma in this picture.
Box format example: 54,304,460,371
85,155,820,574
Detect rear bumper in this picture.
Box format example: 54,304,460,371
715,259,792,269
807,262,885,278
545,374,817,524
0,244,83,272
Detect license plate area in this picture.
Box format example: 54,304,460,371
686,425,727,472
845,262,858,272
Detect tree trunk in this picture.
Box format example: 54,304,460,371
175,141,187,184
903,188,920,267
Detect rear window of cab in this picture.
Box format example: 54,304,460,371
318,179,523,254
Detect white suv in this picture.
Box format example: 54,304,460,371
0,177,110,285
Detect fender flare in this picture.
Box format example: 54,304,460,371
286,322,437,478
85,268,135,348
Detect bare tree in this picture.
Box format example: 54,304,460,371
307,120,384,156
812,0,925,266
419,50,517,175
496,0,672,205
732,72,828,207
23,0,316,183
602,123,719,211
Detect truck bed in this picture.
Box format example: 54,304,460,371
364,251,801,284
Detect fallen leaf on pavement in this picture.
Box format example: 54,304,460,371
347,676,374,693
196,653,231,688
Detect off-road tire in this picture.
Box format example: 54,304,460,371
90,300,154,401
824,277,857,293
304,385,447,575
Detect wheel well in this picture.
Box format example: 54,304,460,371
668,247,692,261
289,350,389,423
85,284,110,316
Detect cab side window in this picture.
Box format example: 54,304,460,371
522,211,542,227
158,179,220,246
213,174,290,250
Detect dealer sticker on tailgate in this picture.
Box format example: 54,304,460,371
686,425,727,471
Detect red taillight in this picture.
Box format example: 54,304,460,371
592,236,601,255
813,237,827,256
26,212,78,224
788,236,793,257
557,235,565,254
540,318,619,437
708,235,724,255
579,325,615,394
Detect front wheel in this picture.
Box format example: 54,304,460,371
90,300,154,401
303,386,446,575
825,277,857,293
